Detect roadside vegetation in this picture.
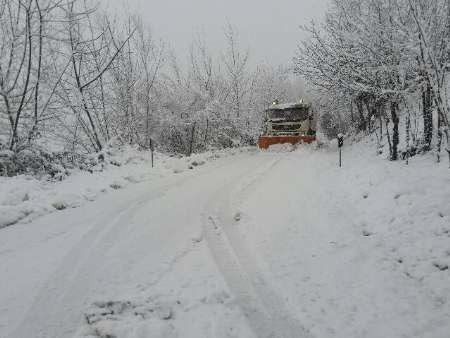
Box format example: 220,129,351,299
0,0,302,178
295,0,450,165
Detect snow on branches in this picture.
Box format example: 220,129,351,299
295,0,450,164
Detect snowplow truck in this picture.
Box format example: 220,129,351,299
258,101,316,149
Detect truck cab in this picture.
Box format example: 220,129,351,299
258,101,316,149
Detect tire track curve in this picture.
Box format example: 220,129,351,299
202,153,313,338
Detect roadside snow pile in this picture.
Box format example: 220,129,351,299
265,143,296,152
239,141,450,338
163,147,255,174
0,146,255,229
79,292,249,338
342,140,450,303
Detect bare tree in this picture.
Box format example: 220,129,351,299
223,23,249,119
0,0,34,151
295,0,450,163
58,1,136,152
133,18,165,149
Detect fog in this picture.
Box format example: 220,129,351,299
106,0,329,66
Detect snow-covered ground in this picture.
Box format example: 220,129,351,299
0,146,249,229
0,140,449,338
239,141,450,338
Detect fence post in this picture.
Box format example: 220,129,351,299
204,118,209,144
189,122,196,156
338,134,344,167
150,138,154,168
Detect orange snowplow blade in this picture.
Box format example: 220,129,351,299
258,135,316,149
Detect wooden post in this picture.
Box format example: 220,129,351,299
338,134,344,167
204,118,209,144
150,138,154,168
189,122,196,156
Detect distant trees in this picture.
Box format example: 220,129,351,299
295,0,450,164
0,2,300,176
157,25,298,154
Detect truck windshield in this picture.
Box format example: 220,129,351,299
268,108,309,121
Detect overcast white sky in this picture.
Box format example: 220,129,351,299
105,0,330,67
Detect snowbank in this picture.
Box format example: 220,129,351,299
264,143,297,152
0,146,255,229
239,139,450,338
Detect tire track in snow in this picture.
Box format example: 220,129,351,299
9,168,223,338
9,186,170,338
203,154,312,338
9,152,262,338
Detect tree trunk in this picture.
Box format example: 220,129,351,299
436,115,443,163
204,118,209,144
406,113,411,165
422,84,433,150
444,129,450,168
391,101,399,161
379,113,383,140
385,116,392,158
188,122,196,156
356,98,366,131
29,0,43,145
10,5,33,151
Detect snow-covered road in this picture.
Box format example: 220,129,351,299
2,150,296,338
1,145,449,338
